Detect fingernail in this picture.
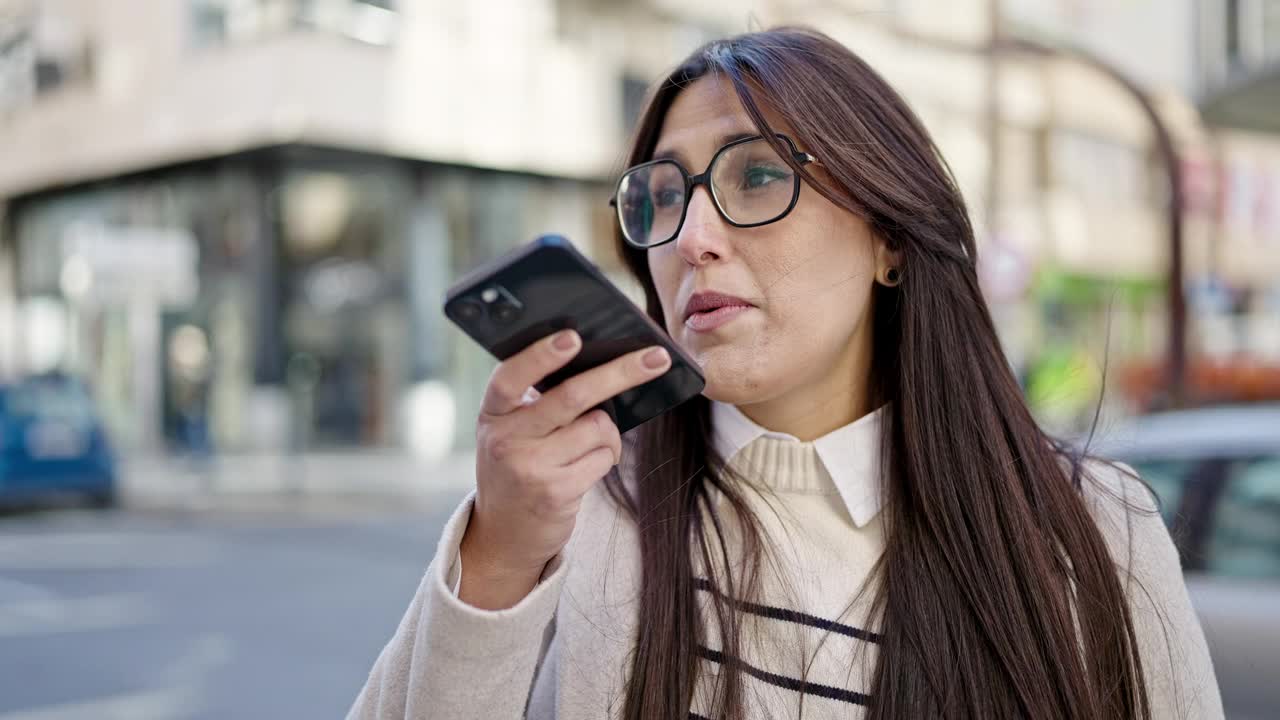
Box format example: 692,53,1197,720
553,331,579,351
642,347,670,370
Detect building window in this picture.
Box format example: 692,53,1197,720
297,0,397,45
190,0,231,46
1049,130,1148,207
0,24,36,115
0,6,91,114
1265,0,1280,63
1226,0,1242,67
190,0,398,48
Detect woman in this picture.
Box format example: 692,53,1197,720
350,27,1222,719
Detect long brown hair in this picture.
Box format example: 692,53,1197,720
601,27,1150,719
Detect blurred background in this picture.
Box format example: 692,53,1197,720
0,0,1275,718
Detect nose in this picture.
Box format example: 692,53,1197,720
674,185,731,266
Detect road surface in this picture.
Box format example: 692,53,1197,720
0,497,464,719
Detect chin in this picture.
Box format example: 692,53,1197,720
676,333,770,397
700,384,753,406
695,362,771,407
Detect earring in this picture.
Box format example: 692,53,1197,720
882,267,902,287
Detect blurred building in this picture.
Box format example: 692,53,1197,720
0,0,623,455
1198,0,1280,132
1192,0,1280,369
638,0,1280,424
0,0,1277,460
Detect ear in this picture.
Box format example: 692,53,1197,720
873,235,904,287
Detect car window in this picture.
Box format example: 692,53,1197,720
5,380,95,425
1204,456,1280,580
1129,459,1191,526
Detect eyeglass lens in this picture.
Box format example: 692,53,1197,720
616,137,798,247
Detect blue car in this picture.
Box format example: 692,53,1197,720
0,373,118,508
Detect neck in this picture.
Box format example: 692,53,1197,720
736,346,872,442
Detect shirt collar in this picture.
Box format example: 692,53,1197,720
710,400,886,528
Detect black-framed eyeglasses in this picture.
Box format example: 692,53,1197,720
609,133,819,249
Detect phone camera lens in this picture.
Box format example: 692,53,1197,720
490,300,520,324
456,298,484,321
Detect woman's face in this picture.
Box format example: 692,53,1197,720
646,75,892,413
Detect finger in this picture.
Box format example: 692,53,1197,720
560,445,619,491
480,330,581,416
524,345,671,437
545,409,622,468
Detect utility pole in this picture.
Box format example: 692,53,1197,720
890,20,1190,407
999,37,1189,408
985,0,1003,240
983,0,1003,240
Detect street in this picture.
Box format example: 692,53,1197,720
0,496,465,719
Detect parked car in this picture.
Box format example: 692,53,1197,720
0,372,118,508
1093,404,1280,720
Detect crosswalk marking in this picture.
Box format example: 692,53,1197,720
0,533,220,570
0,633,231,719
0,593,152,637
0,686,194,720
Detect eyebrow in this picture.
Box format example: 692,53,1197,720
651,130,760,166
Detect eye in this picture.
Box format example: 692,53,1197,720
741,164,789,190
653,187,684,208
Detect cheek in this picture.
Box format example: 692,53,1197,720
750,227,869,310
746,219,875,351
645,248,682,329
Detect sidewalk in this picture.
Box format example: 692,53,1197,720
118,450,477,513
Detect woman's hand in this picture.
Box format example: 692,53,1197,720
458,329,672,610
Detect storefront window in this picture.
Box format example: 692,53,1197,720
277,161,410,448
11,167,261,452
8,149,605,456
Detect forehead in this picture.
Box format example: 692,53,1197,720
652,75,793,167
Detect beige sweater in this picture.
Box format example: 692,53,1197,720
348,405,1223,719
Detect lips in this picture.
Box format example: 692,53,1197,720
681,291,756,323
681,290,757,334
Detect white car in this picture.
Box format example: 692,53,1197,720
1093,404,1280,720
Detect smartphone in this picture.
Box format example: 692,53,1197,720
443,234,705,433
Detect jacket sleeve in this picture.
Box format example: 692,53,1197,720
1086,462,1225,720
347,490,567,720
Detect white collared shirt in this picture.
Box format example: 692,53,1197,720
710,400,886,528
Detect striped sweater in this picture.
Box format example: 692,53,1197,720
348,403,1223,719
